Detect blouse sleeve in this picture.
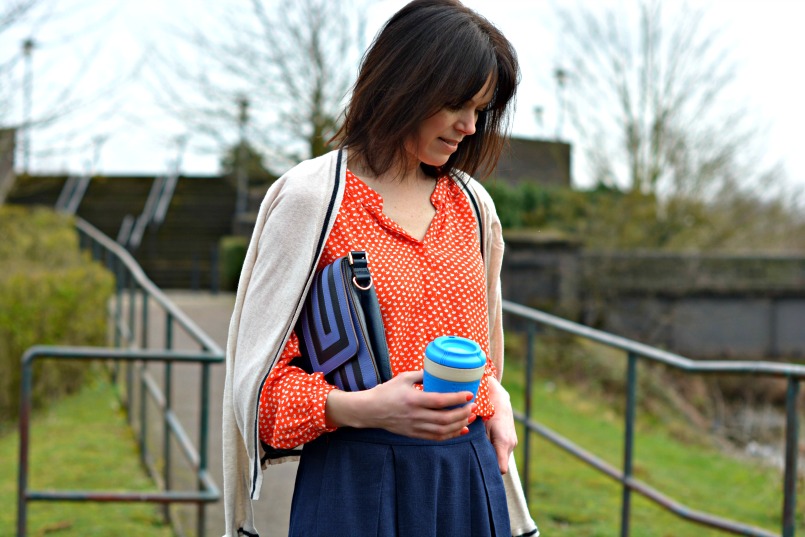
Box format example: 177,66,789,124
258,331,338,449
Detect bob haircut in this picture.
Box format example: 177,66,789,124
331,0,520,180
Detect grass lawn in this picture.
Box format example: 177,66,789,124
0,376,174,537
502,343,803,537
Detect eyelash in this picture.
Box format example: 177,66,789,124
447,104,490,114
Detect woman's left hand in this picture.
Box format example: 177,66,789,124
484,377,517,474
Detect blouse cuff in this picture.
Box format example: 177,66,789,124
265,374,338,449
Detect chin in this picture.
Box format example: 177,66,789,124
421,155,451,168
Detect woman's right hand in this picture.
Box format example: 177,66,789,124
325,370,477,441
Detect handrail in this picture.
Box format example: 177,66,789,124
54,175,77,211
17,217,225,537
128,175,163,250
503,299,801,537
17,347,222,536
503,300,805,379
153,172,178,225
77,217,222,355
512,410,777,537
126,171,179,250
55,174,91,215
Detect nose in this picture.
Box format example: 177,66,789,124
456,109,477,136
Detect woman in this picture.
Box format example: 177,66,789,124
222,1,538,536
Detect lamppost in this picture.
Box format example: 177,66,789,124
554,67,568,141
22,37,35,174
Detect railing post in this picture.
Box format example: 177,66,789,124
198,361,211,537
128,272,136,346
620,352,638,537
126,277,136,412
139,361,148,467
163,313,173,522
782,376,800,537
523,324,536,505
16,356,33,537
114,258,123,349
140,289,149,349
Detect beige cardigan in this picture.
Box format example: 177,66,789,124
222,149,538,536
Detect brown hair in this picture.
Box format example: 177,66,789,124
331,0,519,180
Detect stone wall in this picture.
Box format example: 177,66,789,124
501,233,805,360
493,137,572,188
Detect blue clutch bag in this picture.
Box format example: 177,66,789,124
296,251,392,391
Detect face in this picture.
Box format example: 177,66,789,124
407,75,495,170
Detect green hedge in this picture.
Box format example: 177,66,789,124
0,206,114,425
219,235,248,291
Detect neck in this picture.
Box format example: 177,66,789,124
349,153,431,184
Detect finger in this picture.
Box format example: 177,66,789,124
495,443,509,474
419,390,475,410
410,406,473,432
395,370,424,384
414,420,470,441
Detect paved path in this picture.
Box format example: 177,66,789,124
157,291,296,537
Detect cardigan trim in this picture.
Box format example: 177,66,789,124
249,149,345,497
452,171,485,256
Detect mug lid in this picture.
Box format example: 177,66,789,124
425,336,486,368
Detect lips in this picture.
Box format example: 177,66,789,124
439,137,460,151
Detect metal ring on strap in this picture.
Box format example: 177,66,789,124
352,276,373,291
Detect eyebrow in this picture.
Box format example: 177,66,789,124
470,89,495,108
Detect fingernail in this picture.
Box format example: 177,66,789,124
468,414,477,424
460,427,470,435
471,403,478,413
466,394,473,402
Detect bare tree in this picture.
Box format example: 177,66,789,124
0,1,39,131
1,1,40,201
0,1,36,28
149,0,366,174
556,0,782,200
1,0,129,176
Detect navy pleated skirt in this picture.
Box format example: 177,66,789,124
288,419,510,537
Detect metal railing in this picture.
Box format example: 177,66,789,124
18,215,802,536
54,174,91,215
504,299,804,537
17,217,224,537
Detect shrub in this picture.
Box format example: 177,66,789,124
219,235,248,291
0,205,114,425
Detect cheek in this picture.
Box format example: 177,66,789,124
421,112,453,136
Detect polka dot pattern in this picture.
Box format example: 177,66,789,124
259,170,497,449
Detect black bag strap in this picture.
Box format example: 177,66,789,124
348,250,372,290
346,250,392,382
451,172,485,259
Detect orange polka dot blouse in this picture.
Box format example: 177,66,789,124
258,170,498,449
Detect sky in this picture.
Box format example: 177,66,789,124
3,0,805,193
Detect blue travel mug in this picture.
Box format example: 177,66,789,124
423,335,486,403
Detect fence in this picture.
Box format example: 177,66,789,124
16,217,224,537
504,299,804,537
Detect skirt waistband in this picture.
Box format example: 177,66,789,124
324,416,486,446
